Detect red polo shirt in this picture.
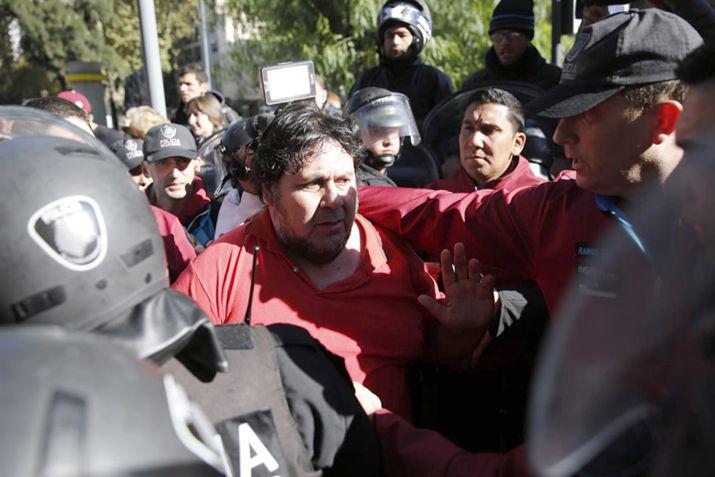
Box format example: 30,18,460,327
150,206,196,283
173,209,439,419
358,172,612,314
427,156,544,193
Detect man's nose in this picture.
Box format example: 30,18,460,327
322,181,345,208
553,118,575,146
470,131,485,148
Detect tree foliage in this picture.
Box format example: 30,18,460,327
223,0,555,96
0,0,200,104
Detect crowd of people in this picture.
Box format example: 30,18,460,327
2,0,715,476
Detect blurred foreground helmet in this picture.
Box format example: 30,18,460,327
0,326,226,476
377,0,432,55
528,132,715,477
347,87,420,168
0,106,223,366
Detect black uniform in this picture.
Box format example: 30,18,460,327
461,45,562,93
351,57,452,127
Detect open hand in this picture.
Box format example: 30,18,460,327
418,243,495,334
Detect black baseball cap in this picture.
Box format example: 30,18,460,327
109,138,144,170
527,9,702,118
142,123,197,162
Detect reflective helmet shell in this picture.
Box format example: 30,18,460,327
377,0,432,56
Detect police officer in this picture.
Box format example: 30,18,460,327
0,106,381,477
350,0,452,128
213,113,273,238
347,87,420,186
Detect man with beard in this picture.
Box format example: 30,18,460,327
350,0,452,127
174,103,495,422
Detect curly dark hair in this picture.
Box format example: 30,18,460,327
253,101,364,191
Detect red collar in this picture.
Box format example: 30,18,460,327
146,177,211,226
246,209,388,271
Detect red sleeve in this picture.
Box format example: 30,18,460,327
357,185,549,280
172,257,221,323
374,410,532,477
150,206,196,283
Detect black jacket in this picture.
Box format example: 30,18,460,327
461,45,562,93
351,56,452,127
172,90,240,126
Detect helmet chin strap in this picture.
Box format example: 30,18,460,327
366,150,400,169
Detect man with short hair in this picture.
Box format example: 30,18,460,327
57,89,126,147
172,64,240,127
142,123,217,246
461,0,561,93
356,9,703,477
350,0,452,126
24,96,95,136
174,103,493,420
427,88,543,192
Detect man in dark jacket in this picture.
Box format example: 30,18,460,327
172,63,240,126
461,0,561,93
350,0,452,127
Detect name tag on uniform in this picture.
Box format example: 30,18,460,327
575,243,620,299
216,409,287,477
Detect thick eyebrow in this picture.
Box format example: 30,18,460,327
299,168,355,183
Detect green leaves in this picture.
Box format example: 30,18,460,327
223,0,555,97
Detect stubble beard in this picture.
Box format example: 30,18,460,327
270,202,355,264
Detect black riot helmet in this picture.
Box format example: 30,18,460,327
218,112,274,189
377,0,432,57
0,106,226,370
0,326,226,476
347,87,420,169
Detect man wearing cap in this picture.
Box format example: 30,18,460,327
426,88,544,193
461,0,561,93
356,9,702,477
142,123,217,247
110,138,196,282
350,0,452,127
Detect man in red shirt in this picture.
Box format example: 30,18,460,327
427,88,544,193
174,103,492,420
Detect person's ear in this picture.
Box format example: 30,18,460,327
652,100,682,145
262,184,275,206
511,131,527,156
141,160,150,178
